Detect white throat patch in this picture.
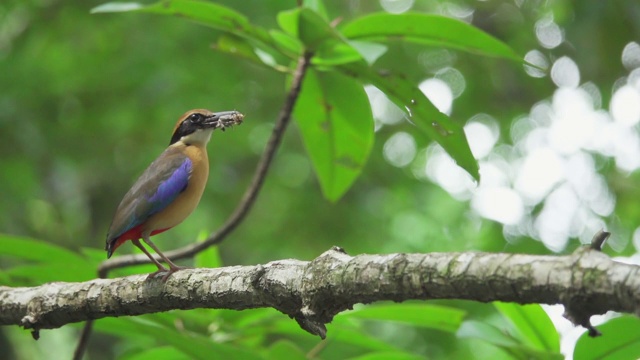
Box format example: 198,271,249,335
180,128,214,146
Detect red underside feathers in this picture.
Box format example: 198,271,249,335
111,225,171,253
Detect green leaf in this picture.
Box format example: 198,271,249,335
124,346,191,360
93,1,276,54
313,42,364,66
235,308,280,328
0,234,86,263
338,63,479,181
343,303,465,333
347,352,424,360
458,321,563,360
89,318,156,347
0,235,95,284
265,340,307,360
297,8,338,50
91,2,143,13
123,317,262,360
326,326,400,352
142,310,221,333
294,69,374,201
303,0,329,20
279,8,332,50
94,1,249,36
340,13,523,62
79,246,107,264
277,8,299,38
6,262,95,284
272,318,399,352
574,316,640,360
494,302,559,352
212,34,267,65
279,8,362,65
348,40,388,65
269,30,303,58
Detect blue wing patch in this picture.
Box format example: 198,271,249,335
147,158,191,214
106,148,193,243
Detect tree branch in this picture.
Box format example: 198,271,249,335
4,246,640,340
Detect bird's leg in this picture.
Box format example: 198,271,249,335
141,233,188,280
131,239,167,273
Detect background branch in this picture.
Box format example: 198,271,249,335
4,246,640,341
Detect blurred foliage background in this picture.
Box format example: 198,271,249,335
2,0,640,359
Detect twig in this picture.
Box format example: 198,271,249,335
72,320,93,360
590,229,610,251
72,51,314,360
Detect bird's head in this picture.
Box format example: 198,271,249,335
170,109,244,146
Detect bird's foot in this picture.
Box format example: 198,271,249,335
146,265,192,282
159,265,192,282
146,267,169,281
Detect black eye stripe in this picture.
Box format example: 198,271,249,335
169,114,200,145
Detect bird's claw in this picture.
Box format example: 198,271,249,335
147,267,169,281
147,265,191,282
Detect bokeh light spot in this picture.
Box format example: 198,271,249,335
524,50,549,78
464,114,499,159
471,187,523,225
365,85,405,128
551,56,580,88
423,146,474,200
610,85,640,126
548,87,597,154
419,78,453,115
535,16,563,49
622,42,640,70
435,67,466,98
515,147,564,204
380,0,414,14
383,132,417,167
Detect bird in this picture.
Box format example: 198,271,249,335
105,109,244,279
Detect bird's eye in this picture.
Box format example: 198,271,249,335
188,113,201,122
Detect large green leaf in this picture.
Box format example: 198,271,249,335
122,317,262,360
340,13,523,62
272,318,400,352
212,34,285,71
278,7,339,50
339,63,479,181
347,352,424,360
93,1,266,42
92,1,293,63
265,340,307,360
343,303,465,333
6,263,95,284
494,302,559,352
0,234,95,284
303,0,328,20
278,7,362,65
124,346,191,360
293,69,374,201
573,316,640,360
457,320,563,360
0,234,87,264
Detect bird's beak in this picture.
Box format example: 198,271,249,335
203,111,244,131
